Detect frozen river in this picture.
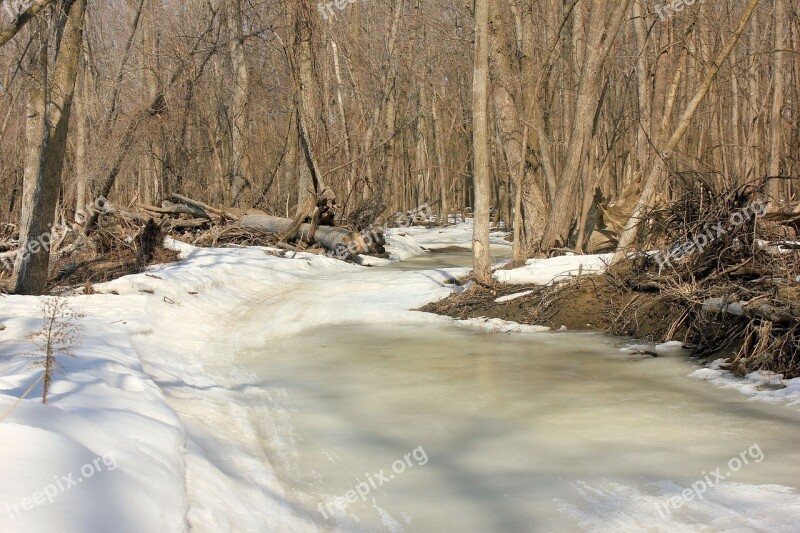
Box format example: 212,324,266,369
235,252,800,532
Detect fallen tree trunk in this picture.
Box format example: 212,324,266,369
239,214,368,255
171,193,236,220
168,218,211,230
702,297,795,326
138,202,210,219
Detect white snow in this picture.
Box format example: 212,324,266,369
383,231,427,261
397,220,510,252
494,290,535,303
0,232,474,531
690,358,800,407
493,253,612,285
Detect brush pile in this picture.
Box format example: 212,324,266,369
614,177,799,376
1,192,392,291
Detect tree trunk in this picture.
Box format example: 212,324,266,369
432,88,449,226
15,0,87,295
293,0,319,215
227,0,250,206
239,214,369,254
768,0,786,203
16,15,48,271
472,0,492,284
73,49,88,223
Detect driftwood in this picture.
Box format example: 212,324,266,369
276,242,326,255
239,214,367,255
169,218,210,230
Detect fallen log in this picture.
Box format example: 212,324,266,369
171,193,236,220
169,218,210,230
702,297,794,325
239,214,368,255
138,202,210,219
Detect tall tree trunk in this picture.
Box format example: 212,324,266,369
293,0,319,214
17,15,49,270
632,0,651,178
768,0,786,202
432,87,449,225
73,48,87,222
140,0,161,205
539,0,631,250
15,0,87,295
472,0,492,284
227,0,250,206
331,40,355,200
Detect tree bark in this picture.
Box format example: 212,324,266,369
768,0,786,202
227,0,250,206
472,0,492,284
15,0,87,295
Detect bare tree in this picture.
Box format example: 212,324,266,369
14,0,86,295
472,0,492,284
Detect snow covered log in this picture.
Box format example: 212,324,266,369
238,214,368,255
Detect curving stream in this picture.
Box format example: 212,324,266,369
236,252,800,532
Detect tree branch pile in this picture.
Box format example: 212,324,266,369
615,176,799,376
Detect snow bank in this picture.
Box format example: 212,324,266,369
383,220,511,262
494,253,612,285
0,243,375,531
0,295,186,533
383,231,427,261
454,317,550,334
0,231,473,531
690,359,800,407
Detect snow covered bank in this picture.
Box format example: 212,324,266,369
384,220,511,261
0,233,470,531
493,253,612,285
0,295,186,533
690,359,800,408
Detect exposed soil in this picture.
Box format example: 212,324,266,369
421,262,689,342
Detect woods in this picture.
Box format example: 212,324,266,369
2,2,800,528
0,0,797,293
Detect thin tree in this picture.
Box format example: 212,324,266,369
768,0,786,203
472,0,492,284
